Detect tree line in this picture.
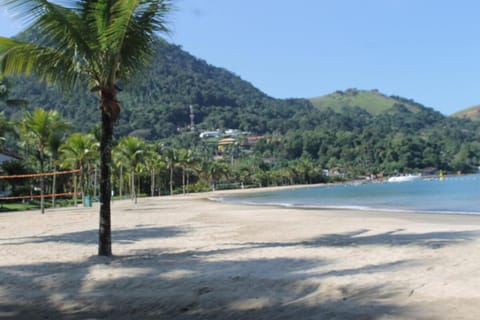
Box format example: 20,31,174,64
2,102,479,212
0,108,324,208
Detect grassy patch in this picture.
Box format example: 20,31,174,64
0,202,38,212
310,89,421,115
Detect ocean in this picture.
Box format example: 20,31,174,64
216,174,480,215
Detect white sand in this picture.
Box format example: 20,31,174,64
1,189,480,319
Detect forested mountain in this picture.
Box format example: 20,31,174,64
2,36,480,176
1,39,312,140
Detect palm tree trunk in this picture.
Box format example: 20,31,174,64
169,167,173,195
157,171,161,196
132,172,137,204
99,108,113,256
73,173,78,207
182,166,186,195
94,167,98,200
39,155,45,214
150,169,154,197
40,175,45,213
119,165,123,198
135,173,139,204
52,167,56,208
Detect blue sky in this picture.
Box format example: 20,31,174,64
2,1,480,115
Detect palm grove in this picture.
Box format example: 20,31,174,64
2,1,480,257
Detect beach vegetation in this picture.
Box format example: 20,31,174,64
19,108,70,213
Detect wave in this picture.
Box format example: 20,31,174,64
210,196,480,216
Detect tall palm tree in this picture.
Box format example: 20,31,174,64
177,148,194,194
59,132,99,206
204,160,229,191
143,144,163,197
114,136,145,204
0,0,172,255
162,147,178,195
20,108,69,213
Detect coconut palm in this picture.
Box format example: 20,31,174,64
112,150,125,199
114,136,145,204
0,0,172,255
49,128,64,208
59,133,99,206
162,147,178,195
204,160,229,191
143,144,164,197
177,148,194,194
20,108,69,213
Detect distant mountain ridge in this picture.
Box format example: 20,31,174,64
0,35,469,141
4,34,480,175
3,38,314,139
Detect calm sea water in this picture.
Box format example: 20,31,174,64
217,174,480,215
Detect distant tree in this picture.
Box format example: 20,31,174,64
142,144,164,197
20,108,69,213
59,133,99,206
114,136,146,204
177,148,195,194
162,147,178,195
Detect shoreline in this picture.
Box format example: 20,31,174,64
2,193,480,319
205,178,480,218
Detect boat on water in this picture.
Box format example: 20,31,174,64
387,174,421,183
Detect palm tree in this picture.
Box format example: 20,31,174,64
163,147,178,195
0,0,172,255
59,133,99,206
205,161,229,191
112,150,125,199
177,148,194,194
20,108,69,213
114,136,145,204
143,144,164,197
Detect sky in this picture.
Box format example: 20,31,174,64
2,1,480,115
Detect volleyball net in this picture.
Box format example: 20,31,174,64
0,169,81,201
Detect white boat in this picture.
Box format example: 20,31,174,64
387,174,421,183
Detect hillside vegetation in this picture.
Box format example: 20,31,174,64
2,39,312,140
1,37,480,179
451,105,480,121
310,88,426,115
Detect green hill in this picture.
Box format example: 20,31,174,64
309,88,425,115
1,39,313,139
451,105,480,121
1,32,447,142
3,34,480,175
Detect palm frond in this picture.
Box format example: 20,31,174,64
125,0,171,69
0,38,80,87
1,0,172,88
111,0,172,80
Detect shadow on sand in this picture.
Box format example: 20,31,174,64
1,227,479,319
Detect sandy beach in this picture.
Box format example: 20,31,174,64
1,189,480,319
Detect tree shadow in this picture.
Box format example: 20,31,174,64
1,225,188,245
1,227,478,319
239,228,480,250
0,254,411,320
